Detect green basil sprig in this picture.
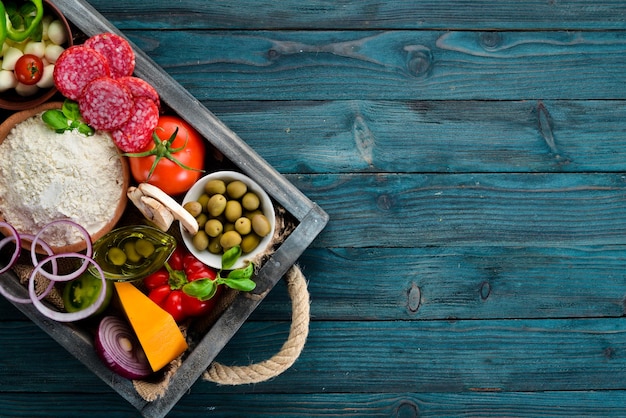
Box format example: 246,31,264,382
183,246,256,301
42,100,95,136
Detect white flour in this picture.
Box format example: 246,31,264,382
0,112,125,247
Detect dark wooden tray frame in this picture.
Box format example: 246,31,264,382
0,1,328,417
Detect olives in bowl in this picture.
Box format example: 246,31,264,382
180,171,275,270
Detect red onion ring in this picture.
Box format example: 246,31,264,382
0,222,28,303
20,233,57,302
0,221,20,274
29,253,107,322
30,220,93,282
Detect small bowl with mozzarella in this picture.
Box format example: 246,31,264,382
0,0,73,111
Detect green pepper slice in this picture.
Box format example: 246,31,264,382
3,0,44,43
62,272,113,316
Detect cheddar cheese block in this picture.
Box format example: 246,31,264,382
114,282,188,372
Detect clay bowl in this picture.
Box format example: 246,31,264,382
0,0,74,111
0,102,130,254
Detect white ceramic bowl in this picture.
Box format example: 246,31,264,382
181,171,275,270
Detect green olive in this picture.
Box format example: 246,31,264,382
224,200,242,223
123,241,142,263
205,219,223,237
234,217,252,235
207,194,227,217
196,213,208,229
220,230,242,251
252,214,272,237
197,193,210,209
205,179,226,195
208,235,223,254
183,201,203,217
241,192,260,211
223,222,236,233
107,247,127,266
134,239,155,258
226,180,247,199
192,230,209,251
241,233,261,253
245,209,263,218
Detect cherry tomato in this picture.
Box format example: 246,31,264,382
129,115,205,196
14,54,44,85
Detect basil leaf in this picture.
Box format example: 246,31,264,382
41,110,69,131
62,100,81,121
182,279,218,301
227,262,254,281
77,123,95,136
223,277,256,292
221,246,242,270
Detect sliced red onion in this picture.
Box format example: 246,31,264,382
29,253,107,322
20,233,57,302
30,219,93,282
0,222,28,303
95,316,153,379
0,221,21,274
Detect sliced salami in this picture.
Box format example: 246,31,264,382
53,46,110,100
118,76,160,108
84,32,135,79
79,77,134,130
111,97,159,153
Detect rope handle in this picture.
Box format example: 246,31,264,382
203,264,310,385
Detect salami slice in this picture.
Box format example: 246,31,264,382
84,32,135,79
118,76,160,108
111,97,159,153
79,77,134,130
53,46,110,100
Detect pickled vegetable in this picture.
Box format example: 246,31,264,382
90,226,177,281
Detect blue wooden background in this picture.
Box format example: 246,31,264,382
2,0,626,416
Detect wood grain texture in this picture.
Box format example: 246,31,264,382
285,173,626,247
86,0,626,31
4,390,626,417
205,99,626,174
3,319,626,394
2,0,626,416
123,30,626,100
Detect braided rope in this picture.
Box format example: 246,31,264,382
203,264,310,385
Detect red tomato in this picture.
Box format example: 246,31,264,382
129,115,205,196
14,54,44,85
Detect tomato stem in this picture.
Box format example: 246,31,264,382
122,127,204,180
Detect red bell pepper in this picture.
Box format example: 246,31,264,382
143,245,220,323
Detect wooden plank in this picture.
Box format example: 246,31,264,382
4,390,626,417
3,319,626,394
286,173,626,248
3,244,625,322
204,99,626,174
252,246,626,321
88,0,626,31
121,30,626,100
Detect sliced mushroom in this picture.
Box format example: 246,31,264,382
136,183,199,235
127,186,175,231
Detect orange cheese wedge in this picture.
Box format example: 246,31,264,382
114,282,188,372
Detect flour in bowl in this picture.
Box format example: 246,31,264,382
0,112,125,247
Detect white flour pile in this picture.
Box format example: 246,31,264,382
0,112,125,247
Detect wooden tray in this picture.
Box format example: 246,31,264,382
0,1,328,417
